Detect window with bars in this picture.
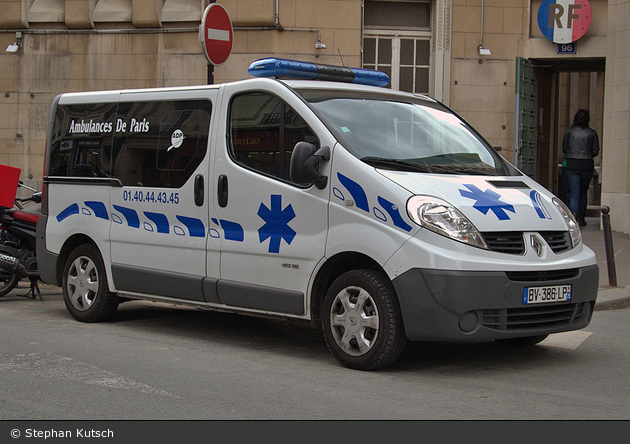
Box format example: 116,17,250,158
363,1,431,94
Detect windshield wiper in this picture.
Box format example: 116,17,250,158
361,157,461,174
448,167,498,176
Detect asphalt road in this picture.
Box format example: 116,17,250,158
0,283,629,422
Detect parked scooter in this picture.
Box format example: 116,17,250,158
0,181,42,299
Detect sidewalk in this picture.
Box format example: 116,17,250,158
580,215,630,311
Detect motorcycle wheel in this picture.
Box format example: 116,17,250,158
0,270,19,297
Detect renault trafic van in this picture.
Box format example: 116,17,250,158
37,58,599,370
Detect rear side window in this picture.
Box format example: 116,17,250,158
228,92,318,182
48,99,212,189
48,102,117,178
112,100,211,188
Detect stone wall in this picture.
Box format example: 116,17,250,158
602,0,630,234
0,0,361,186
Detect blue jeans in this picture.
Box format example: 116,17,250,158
565,170,593,215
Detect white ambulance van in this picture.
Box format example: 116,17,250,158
37,58,599,370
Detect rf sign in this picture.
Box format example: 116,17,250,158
538,0,592,44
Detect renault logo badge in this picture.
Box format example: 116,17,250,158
531,235,544,257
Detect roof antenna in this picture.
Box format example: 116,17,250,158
338,49,345,67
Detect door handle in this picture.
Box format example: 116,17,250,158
194,174,204,206
218,174,228,208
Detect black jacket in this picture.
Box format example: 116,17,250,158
562,125,600,160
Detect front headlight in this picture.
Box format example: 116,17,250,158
552,197,581,248
407,195,488,249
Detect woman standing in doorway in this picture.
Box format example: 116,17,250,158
562,109,600,227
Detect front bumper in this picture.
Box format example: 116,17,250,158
392,264,599,342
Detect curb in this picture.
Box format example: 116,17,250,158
594,285,630,311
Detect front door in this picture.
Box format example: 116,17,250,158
211,82,331,316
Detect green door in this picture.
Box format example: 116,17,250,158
514,57,538,178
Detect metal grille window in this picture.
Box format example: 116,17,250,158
363,37,393,88
399,38,430,94
364,1,431,28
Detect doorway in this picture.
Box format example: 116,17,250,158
515,57,605,212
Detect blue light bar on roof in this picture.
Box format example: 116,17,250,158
247,58,390,87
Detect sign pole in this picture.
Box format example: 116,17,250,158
207,0,215,85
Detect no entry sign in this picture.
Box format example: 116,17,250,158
201,3,233,66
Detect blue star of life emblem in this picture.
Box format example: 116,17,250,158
459,184,515,221
257,195,296,253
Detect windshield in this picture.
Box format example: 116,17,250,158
297,89,517,176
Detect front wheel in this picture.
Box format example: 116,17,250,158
62,244,119,322
322,269,406,370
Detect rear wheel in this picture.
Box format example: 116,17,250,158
0,270,19,297
62,244,119,322
322,269,406,370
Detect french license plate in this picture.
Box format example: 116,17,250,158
522,285,572,304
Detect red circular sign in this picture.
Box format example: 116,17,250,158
201,4,233,66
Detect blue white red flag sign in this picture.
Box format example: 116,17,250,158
538,0,592,44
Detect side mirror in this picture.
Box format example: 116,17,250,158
289,142,330,190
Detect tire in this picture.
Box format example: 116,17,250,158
62,244,119,322
495,334,549,347
322,269,406,370
0,271,19,297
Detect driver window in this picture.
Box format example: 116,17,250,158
229,92,318,181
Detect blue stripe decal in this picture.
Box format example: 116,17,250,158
220,220,244,242
56,203,79,222
144,212,170,234
337,173,369,212
530,190,552,220
113,205,140,228
377,196,413,232
176,216,206,238
85,201,109,220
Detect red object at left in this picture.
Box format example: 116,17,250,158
0,164,21,208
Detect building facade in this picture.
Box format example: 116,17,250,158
1,0,629,233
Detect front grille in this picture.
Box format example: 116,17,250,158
540,231,572,253
482,231,573,255
506,268,579,282
482,232,525,254
481,302,589,331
